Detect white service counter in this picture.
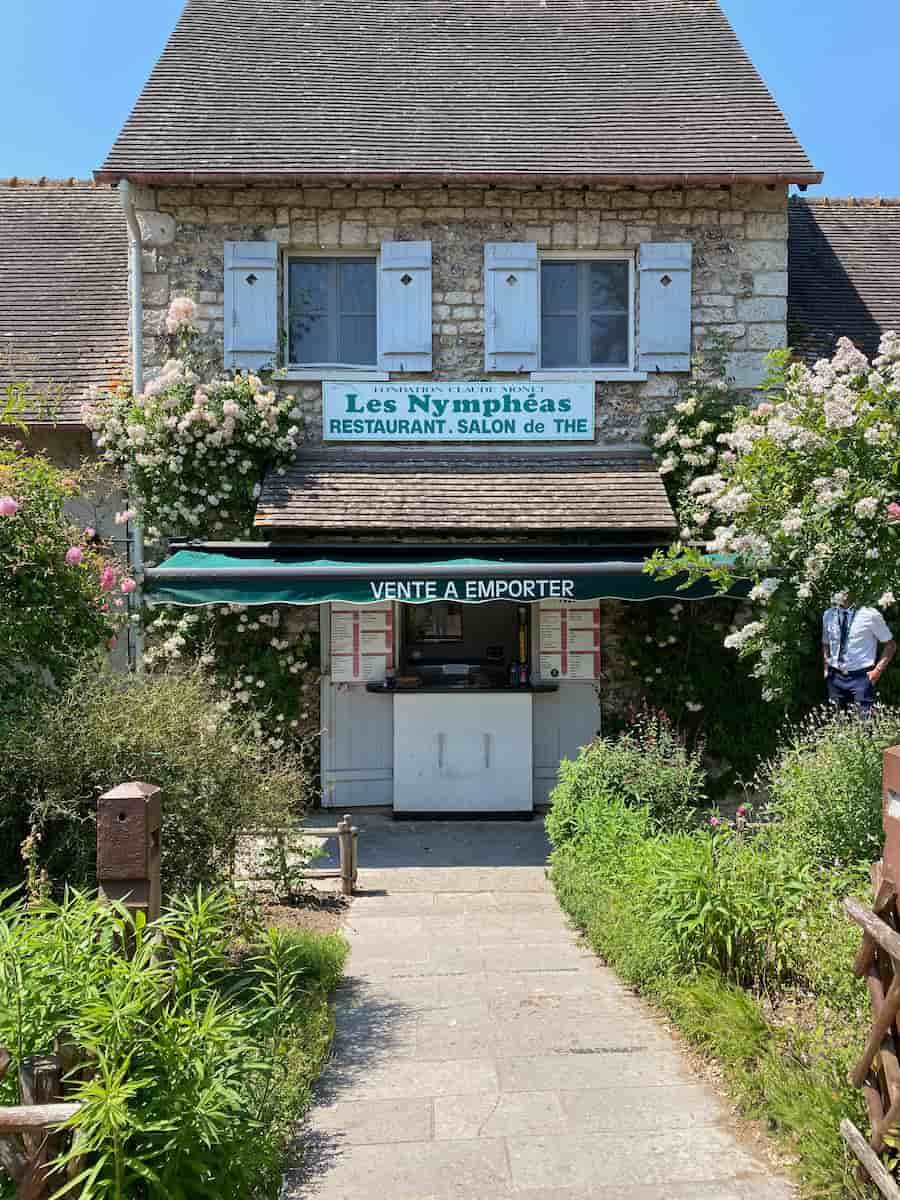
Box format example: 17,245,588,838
393,691,534,815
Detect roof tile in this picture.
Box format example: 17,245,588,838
257,451,677,533
0,181,130,424
100,0,818,183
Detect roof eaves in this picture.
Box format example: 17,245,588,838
94,167,825,188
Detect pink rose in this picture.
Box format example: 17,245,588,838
13,441,23,452
888,502,900,522
121,578,137,595
65,546,84,566
0,496,19,517
100,565,117,592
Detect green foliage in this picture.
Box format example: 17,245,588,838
761,705,900,868
546,709,704,847
616,598,787,791
648,335,900,700
0,445,123,701
0,667,305,894
646,332,742,502
84,307,302,541
144,604,322,777
547,710,876,1198
0,887,347,1200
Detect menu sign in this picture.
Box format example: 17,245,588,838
539,600,602,681
331,603,394,683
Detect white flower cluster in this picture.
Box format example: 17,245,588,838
85,363,302,536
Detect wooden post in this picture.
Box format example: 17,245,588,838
96,782,161,923
338,815,354,897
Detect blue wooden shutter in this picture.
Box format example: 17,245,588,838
485,243,539,372
638,242,693,372
224,241,279,370
378,241,432,372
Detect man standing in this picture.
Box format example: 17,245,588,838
823,592,896,716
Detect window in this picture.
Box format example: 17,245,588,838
287,256,377,366
540,259,631,369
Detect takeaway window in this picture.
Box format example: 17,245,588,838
287,256,378,367
540,258,632,369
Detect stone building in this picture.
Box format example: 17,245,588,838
99,0,820,811
0,179,129,549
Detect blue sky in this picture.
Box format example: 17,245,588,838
1,0,897,196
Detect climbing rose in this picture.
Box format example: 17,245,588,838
0,496,19,516
888,502,900,522
83,526,96,539
65,546,84,565
100,565,117,592
166,296,198,334
120,578,137,595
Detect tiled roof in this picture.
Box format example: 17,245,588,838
789,197,900,362
256,451,677,534
0,180,130,425
98,0,819,185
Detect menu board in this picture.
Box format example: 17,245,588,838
539,600,602,681
331,603,394,683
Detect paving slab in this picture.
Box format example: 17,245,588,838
289,812,793,1200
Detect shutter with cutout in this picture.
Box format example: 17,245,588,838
378,241,432,372
484,243,539,372
638,242,693,372
224,241,279,370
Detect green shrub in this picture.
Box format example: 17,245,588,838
0,887,347,1200
761,705,900,868
0,666,306,894
546,710,705,847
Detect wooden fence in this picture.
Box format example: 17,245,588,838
0,784,359,1198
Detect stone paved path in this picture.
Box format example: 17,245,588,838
283,814,792,1200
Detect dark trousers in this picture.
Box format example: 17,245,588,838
827,668,877,717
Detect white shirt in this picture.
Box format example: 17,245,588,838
823,606,894,672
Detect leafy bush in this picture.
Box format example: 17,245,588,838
0,887,347,1199
0,667,305,894
761,705,900,868
649,333,900,701
0,446,124,702
546,709,705,847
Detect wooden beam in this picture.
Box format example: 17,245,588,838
0,1105,80,1133
852,973,900,1089
841,1119,900,1199
845,898,900,967
854,881,898,977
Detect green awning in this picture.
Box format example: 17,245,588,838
144,549,745,607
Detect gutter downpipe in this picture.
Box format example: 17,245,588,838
119,180,145,672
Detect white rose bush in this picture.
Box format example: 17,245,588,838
649,333,900,700
84,297,303,539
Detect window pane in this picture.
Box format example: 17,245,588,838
289,260,330,363
337,259,377,363
590,315,629,365
590,261,629,312
339,316,378,365
541,315,579,368
541,262,578,315
339,260,377,316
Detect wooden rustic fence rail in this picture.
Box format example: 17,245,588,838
0,784,361,1198
843,747,900,1198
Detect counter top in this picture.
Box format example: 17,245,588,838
366,682,559,695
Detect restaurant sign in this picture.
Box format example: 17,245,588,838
323,381,594,442
369,578,577,602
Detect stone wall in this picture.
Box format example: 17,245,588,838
133,180,788,447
